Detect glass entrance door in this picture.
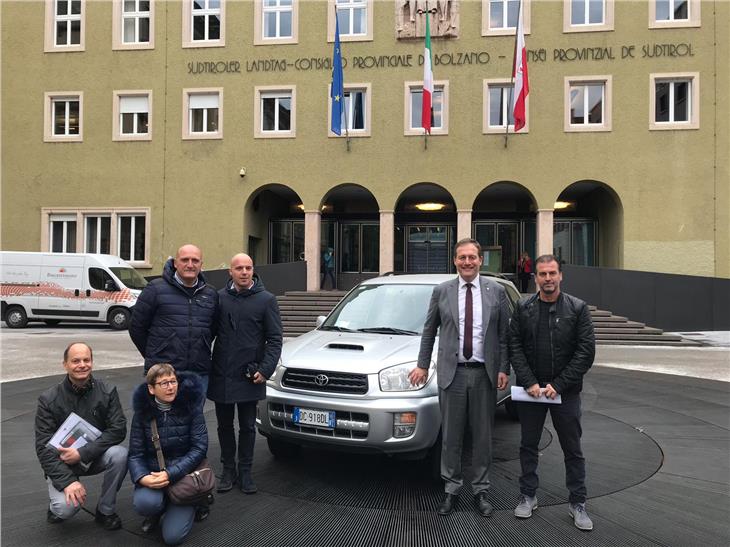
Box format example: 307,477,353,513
406,226,451,273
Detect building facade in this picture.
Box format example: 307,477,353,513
2,0,728,290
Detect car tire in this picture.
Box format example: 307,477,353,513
5,306,28,328
44,319,62,326
108,308,131,330
504,399,519,421
267,437,301,459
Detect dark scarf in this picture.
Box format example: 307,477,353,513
67,374,94,396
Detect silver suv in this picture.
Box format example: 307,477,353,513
257,274,521,472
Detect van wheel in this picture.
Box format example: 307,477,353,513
44,320,62,326
267,437,301,459
5,306,28,328
108,308,130,330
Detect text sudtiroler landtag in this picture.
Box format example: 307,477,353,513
186,42,693,75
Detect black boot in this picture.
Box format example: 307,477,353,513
217,467,238,493
239,468,257,495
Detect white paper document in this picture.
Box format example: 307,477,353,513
511,386,562,404
48,412,102,450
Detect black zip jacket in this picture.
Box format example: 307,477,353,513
509,292,595,394
35,375,127,491
130,258,218,375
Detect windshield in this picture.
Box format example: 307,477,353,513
110,267,148,290
322,284,435,334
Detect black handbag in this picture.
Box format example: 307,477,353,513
150,418,216,506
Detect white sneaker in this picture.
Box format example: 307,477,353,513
569,502,594,531
514,495,538,518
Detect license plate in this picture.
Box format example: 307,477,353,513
293,407,336,429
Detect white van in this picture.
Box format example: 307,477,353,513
0,252,147,330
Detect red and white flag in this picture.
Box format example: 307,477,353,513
511,0,529,132
422,12,433,134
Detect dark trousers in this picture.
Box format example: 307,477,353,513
518,272,531,292
517,392,586,504
321,268,336,290
215,401,257,471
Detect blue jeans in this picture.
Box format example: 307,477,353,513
133,486,195,546
517,391,587,504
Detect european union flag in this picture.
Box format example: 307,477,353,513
330,14,344,136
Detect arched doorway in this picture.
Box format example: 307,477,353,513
320,184,380,289
244,184,303,265
394,183,457,274
554,181,623,268
472,182,537,280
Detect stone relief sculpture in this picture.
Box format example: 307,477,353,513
396,0,459,39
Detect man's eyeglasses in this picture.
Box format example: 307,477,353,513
155,380,178,388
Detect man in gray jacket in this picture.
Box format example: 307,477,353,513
35,342,127,530
410,238,510,517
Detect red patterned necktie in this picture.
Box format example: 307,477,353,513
464,283,473,360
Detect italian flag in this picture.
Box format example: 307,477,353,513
421,13,433,134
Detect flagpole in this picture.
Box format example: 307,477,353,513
505,0,522,149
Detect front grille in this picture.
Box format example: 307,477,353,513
268,403,369,439
282,368,368,395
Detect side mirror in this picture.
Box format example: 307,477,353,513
315,316,326,328
104,279,119,292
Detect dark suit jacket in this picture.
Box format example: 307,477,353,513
417,276,510,390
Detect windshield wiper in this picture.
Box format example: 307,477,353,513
357,327,419,336
319,325,356,332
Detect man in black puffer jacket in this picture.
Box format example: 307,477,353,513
130,244,218,395
509,254,595,531
208,253,282,494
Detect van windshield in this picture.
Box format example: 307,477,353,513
110,267,148,290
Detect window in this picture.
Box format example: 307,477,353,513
564,0,613,32
255,0,298,44
183,88,223,139
42,208,151,265
328,83,371,137
50,215,77,253
482,0,530,36
404,81,449,136
113,91,152,141
255,86,296,138
45,0,85,51
564,76,611,132
341,223,379,273
89,268,116,291
118,215,146,262
85,216,111,253
183,0,225,47
650,73,699,130
328,0,373,42
650,0,700,27
44,92,83,142
483,79,529,134
112,0,154,50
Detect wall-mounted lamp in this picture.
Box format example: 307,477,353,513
239,167,247,178
415,202,446,211
554,201,574,210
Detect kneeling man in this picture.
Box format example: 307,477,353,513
35,342,128,530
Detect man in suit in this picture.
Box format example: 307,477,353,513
409,238,510,517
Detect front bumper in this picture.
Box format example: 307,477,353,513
257,386,442,456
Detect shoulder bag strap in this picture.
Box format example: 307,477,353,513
150,418,167,471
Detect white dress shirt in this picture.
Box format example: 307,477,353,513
458,276,485,363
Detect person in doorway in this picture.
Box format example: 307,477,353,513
518,251,533,293
208,253,283,494
321,247,336,290
509,254,596,530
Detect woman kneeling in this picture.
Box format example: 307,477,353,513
128,364,208,545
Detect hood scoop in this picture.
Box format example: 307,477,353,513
326,343,364,351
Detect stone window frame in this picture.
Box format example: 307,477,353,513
649,72,699,130
648,0,700,28
563,0,614,33
564,75,613,132
482,78,530,134
403,80,449,136
254,0,299,45
327,82,372,137
182,0,226,48
113,90,153,141
112,0,155,50
44,0,85,52
327,0,374,42
44,91,83,142
182,87,224,140
254,85,297,138
481,0,531,37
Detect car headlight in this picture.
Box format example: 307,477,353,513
379,362,433,392
268,359,284,382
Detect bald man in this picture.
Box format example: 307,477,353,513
208,253,282,494
130,244,219,394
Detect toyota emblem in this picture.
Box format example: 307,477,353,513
314,374,329,386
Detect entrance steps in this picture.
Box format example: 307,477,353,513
278,291,699,346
